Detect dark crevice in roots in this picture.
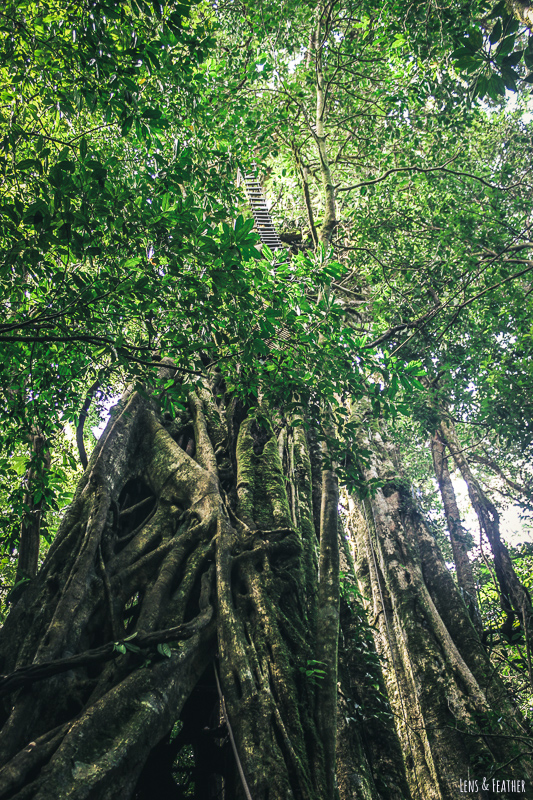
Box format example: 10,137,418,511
123,591,142,633
212,368,226,406
232,670,243,700
134,662,229,800
243,623,253,648
250,419,271,456
176,426,196,459
182,570,205,625
161,410,196,458
117,479,157,546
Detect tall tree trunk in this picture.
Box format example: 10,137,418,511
347,428,533,800
0,384,354,799
439,415,533,692
15,430,49,587
430,431,480,630
336,524,413,800
316,462,340,798
312,3,337,244
292,145,319,248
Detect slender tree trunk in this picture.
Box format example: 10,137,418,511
439,415,533,692
430,431,480,628
316,464,340,798
313,3,337,244
291,142,319,248
15,430,49,587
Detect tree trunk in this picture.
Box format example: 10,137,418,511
312,3,337,244
430,431,480,630
439,415,533,692
0,385,347,799
346,428,533,800
14,430,49,588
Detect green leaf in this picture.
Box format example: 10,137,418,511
501,66,519,91
487,73,506,97
11,456,27,476
157,642,172,658
465,29,483,52
496,35,516,58
16,159,38,170
489,20,502,45
503,50,523,67
489,1,506,17
392,36,405,49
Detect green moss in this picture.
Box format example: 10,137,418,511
236,417,292,530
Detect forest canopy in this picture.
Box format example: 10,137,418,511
0,1,533,798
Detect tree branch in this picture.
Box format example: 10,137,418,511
76,380,100,470
0,615,212,697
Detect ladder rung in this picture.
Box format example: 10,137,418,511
242,172,283,249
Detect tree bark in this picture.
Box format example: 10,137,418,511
15,430,49,588
316,464,340,798
312,3,337,244
439,415,533,692
430,431,480,628
1,388,532,798
0,387,349,799
347,428,533,800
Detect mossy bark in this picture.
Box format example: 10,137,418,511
439,416,533,692
347,429,533,800
336,524,413,800
0,389,354,799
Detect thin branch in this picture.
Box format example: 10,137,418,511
336,158,530,193
214,662,253,800
0,333,150,350
469,454,531,498
76,379,100,470
336,156,460,191
434,262,533,344
379,259,533,356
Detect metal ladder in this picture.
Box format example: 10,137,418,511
238,167,283,250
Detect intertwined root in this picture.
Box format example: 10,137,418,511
0,390,332,799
